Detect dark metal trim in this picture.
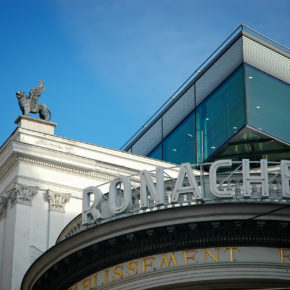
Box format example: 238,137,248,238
242,30,290,58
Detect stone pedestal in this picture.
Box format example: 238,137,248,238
15,115,57,135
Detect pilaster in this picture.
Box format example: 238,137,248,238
46,190,71,247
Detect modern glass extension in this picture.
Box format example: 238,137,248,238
148,64,290,164
245,65,290,144
196,65,245,162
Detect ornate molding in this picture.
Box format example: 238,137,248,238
7,182,38,207
47,190,70,212
18,156,114,181
0,152,141,190
0,195,8,219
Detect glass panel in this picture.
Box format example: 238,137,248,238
196,65,246,162
147,143,162,160
245,64,290,144
215,130,290,162
163,112,196,164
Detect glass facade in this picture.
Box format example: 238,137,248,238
163,112,196,164
245,65,290,144
196,65,245,162
144,66,290,165
215,131,290,162
147,65,246,164
148,143,162,160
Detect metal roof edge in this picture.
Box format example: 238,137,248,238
122,26,289,152
123,31,244,151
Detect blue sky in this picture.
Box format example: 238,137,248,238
0,0,289,149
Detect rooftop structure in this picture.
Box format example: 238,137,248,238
122,25,290,165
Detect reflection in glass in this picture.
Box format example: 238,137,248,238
245,65,290,144
163,112,196,164
216,131,290,162
146,64,290,164
196,65,246,162
148,143,162,160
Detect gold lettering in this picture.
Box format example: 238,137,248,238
93,273,97,287
142,256,155,272
280,248,290,263
105,269,109,284
126,260,138,277
160,252,178,268
224,247,240,262
184,250,197,265
112,265,123,280
82,277,91,290
204,248,219,262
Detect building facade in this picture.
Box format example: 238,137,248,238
18,25,290,289
0,116,174,290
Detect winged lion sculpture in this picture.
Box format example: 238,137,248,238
16,80,51,121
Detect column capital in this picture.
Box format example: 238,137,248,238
7,182,38,207
0,196,8,219
47,190,70,212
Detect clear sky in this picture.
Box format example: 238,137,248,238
0,0,289,149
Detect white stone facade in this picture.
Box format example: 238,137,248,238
0,116,174,290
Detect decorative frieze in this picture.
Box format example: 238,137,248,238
47,190,70,212
7,182,38,207
18,156,114,181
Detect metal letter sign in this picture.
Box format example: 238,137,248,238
140,167,165,208
82,159,290,225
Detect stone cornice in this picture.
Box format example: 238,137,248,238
0,154,18,183
14,127,176,170
18,155,116,181
0,129,178,191
15,141,141,176
0,151,124,186
10,140,142,179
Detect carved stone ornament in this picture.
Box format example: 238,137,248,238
47,190,70,212
16,80,51,121
7,182,38,207
0,196,8,219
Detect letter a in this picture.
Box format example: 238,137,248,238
171,163,202,202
